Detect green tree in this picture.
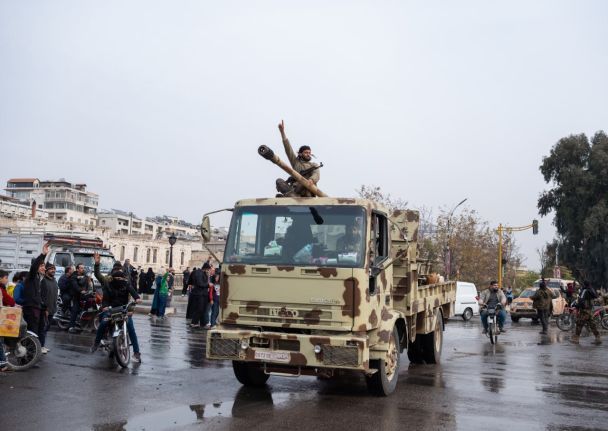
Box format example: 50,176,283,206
357,185,523,288
538,131,608,288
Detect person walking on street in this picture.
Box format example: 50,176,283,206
189,263,212,328
149,269,163,317
40,264,59,353
210,267,221,328
571,281,602,345
185,268,196,321
22,242,49,337
145,268,155,294
157,269,172,319
138,269,146,294
68,263,90,333
182,267,190,297
531,280,553,334
58,266,73,312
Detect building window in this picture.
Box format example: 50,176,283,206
180,251,185,266
133,247,138,262
146,248,151,263
120,246,125,261
153,249,157,263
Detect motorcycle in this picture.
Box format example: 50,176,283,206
483,304,503,345
98,301,137,368
556,305,608,332
53,291,102,332
2,320,42,371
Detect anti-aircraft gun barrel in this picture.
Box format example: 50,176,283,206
258,145,328,197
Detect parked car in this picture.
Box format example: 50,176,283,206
455,281,479,321
510,287,567,322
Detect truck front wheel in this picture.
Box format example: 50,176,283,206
232,361,269,387
366,326,400,396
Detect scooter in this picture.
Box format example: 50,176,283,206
98,301,137,368
2,320,42,371
53,291,102,332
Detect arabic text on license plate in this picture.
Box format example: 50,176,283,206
254,351,290,363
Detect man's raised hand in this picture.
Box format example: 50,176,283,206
42,242,49,255
93,252,101,265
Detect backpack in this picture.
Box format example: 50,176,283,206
13,282,24,305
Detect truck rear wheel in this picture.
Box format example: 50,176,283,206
407,336,424,364
422,312,443,364
366,326,400,396
232,361,269,387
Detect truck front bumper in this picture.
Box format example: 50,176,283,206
206,327,369,371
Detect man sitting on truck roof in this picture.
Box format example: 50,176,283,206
275,120,320,198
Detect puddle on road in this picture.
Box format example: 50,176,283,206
92,389,315,430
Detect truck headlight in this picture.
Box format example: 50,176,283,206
241,340,249,350
313,345,322,354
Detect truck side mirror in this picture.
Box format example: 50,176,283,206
201,216,211,243
370,266,381,278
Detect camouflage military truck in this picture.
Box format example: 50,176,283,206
202,197,456,396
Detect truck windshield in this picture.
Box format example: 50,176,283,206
74,254,115,273
224,205,366,268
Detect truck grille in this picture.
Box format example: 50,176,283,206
209,338,240,359
322,345,359,367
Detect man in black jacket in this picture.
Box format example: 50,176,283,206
91,253,142,362
22,242,49,336
68,263,90,333
40,263,59,353
58,265,74,313
189,263,213,328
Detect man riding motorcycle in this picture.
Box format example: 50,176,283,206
90,253,143,363
479,280,508,334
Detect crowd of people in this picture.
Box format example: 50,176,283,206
477,278,604,345
3,239,606,375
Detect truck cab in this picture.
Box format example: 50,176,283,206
204,197,456,396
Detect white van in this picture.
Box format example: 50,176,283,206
455,281,479,321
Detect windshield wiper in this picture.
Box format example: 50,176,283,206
309,207,324,225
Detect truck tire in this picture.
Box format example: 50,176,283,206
366,325,400,396
232,361,269,387
510,316,520,323
422,312,443,364
407,336,424,364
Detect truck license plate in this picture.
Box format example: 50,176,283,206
254,351,290,363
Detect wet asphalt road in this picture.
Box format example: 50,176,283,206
1,311,608,431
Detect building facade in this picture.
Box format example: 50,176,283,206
5,178,98,226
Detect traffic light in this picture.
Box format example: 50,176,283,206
532,219,539,235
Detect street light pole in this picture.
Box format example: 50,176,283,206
445,198,468,280
168,233,177,268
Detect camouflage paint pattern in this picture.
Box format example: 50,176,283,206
206,197,456,375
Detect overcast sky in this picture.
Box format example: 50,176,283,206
1,1,607,271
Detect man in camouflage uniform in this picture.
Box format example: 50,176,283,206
275,120,320,197
571,281,602,345
531,280,553,334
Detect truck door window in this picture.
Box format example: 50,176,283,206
372,213,388,265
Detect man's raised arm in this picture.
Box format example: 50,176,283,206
278,120,298,167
